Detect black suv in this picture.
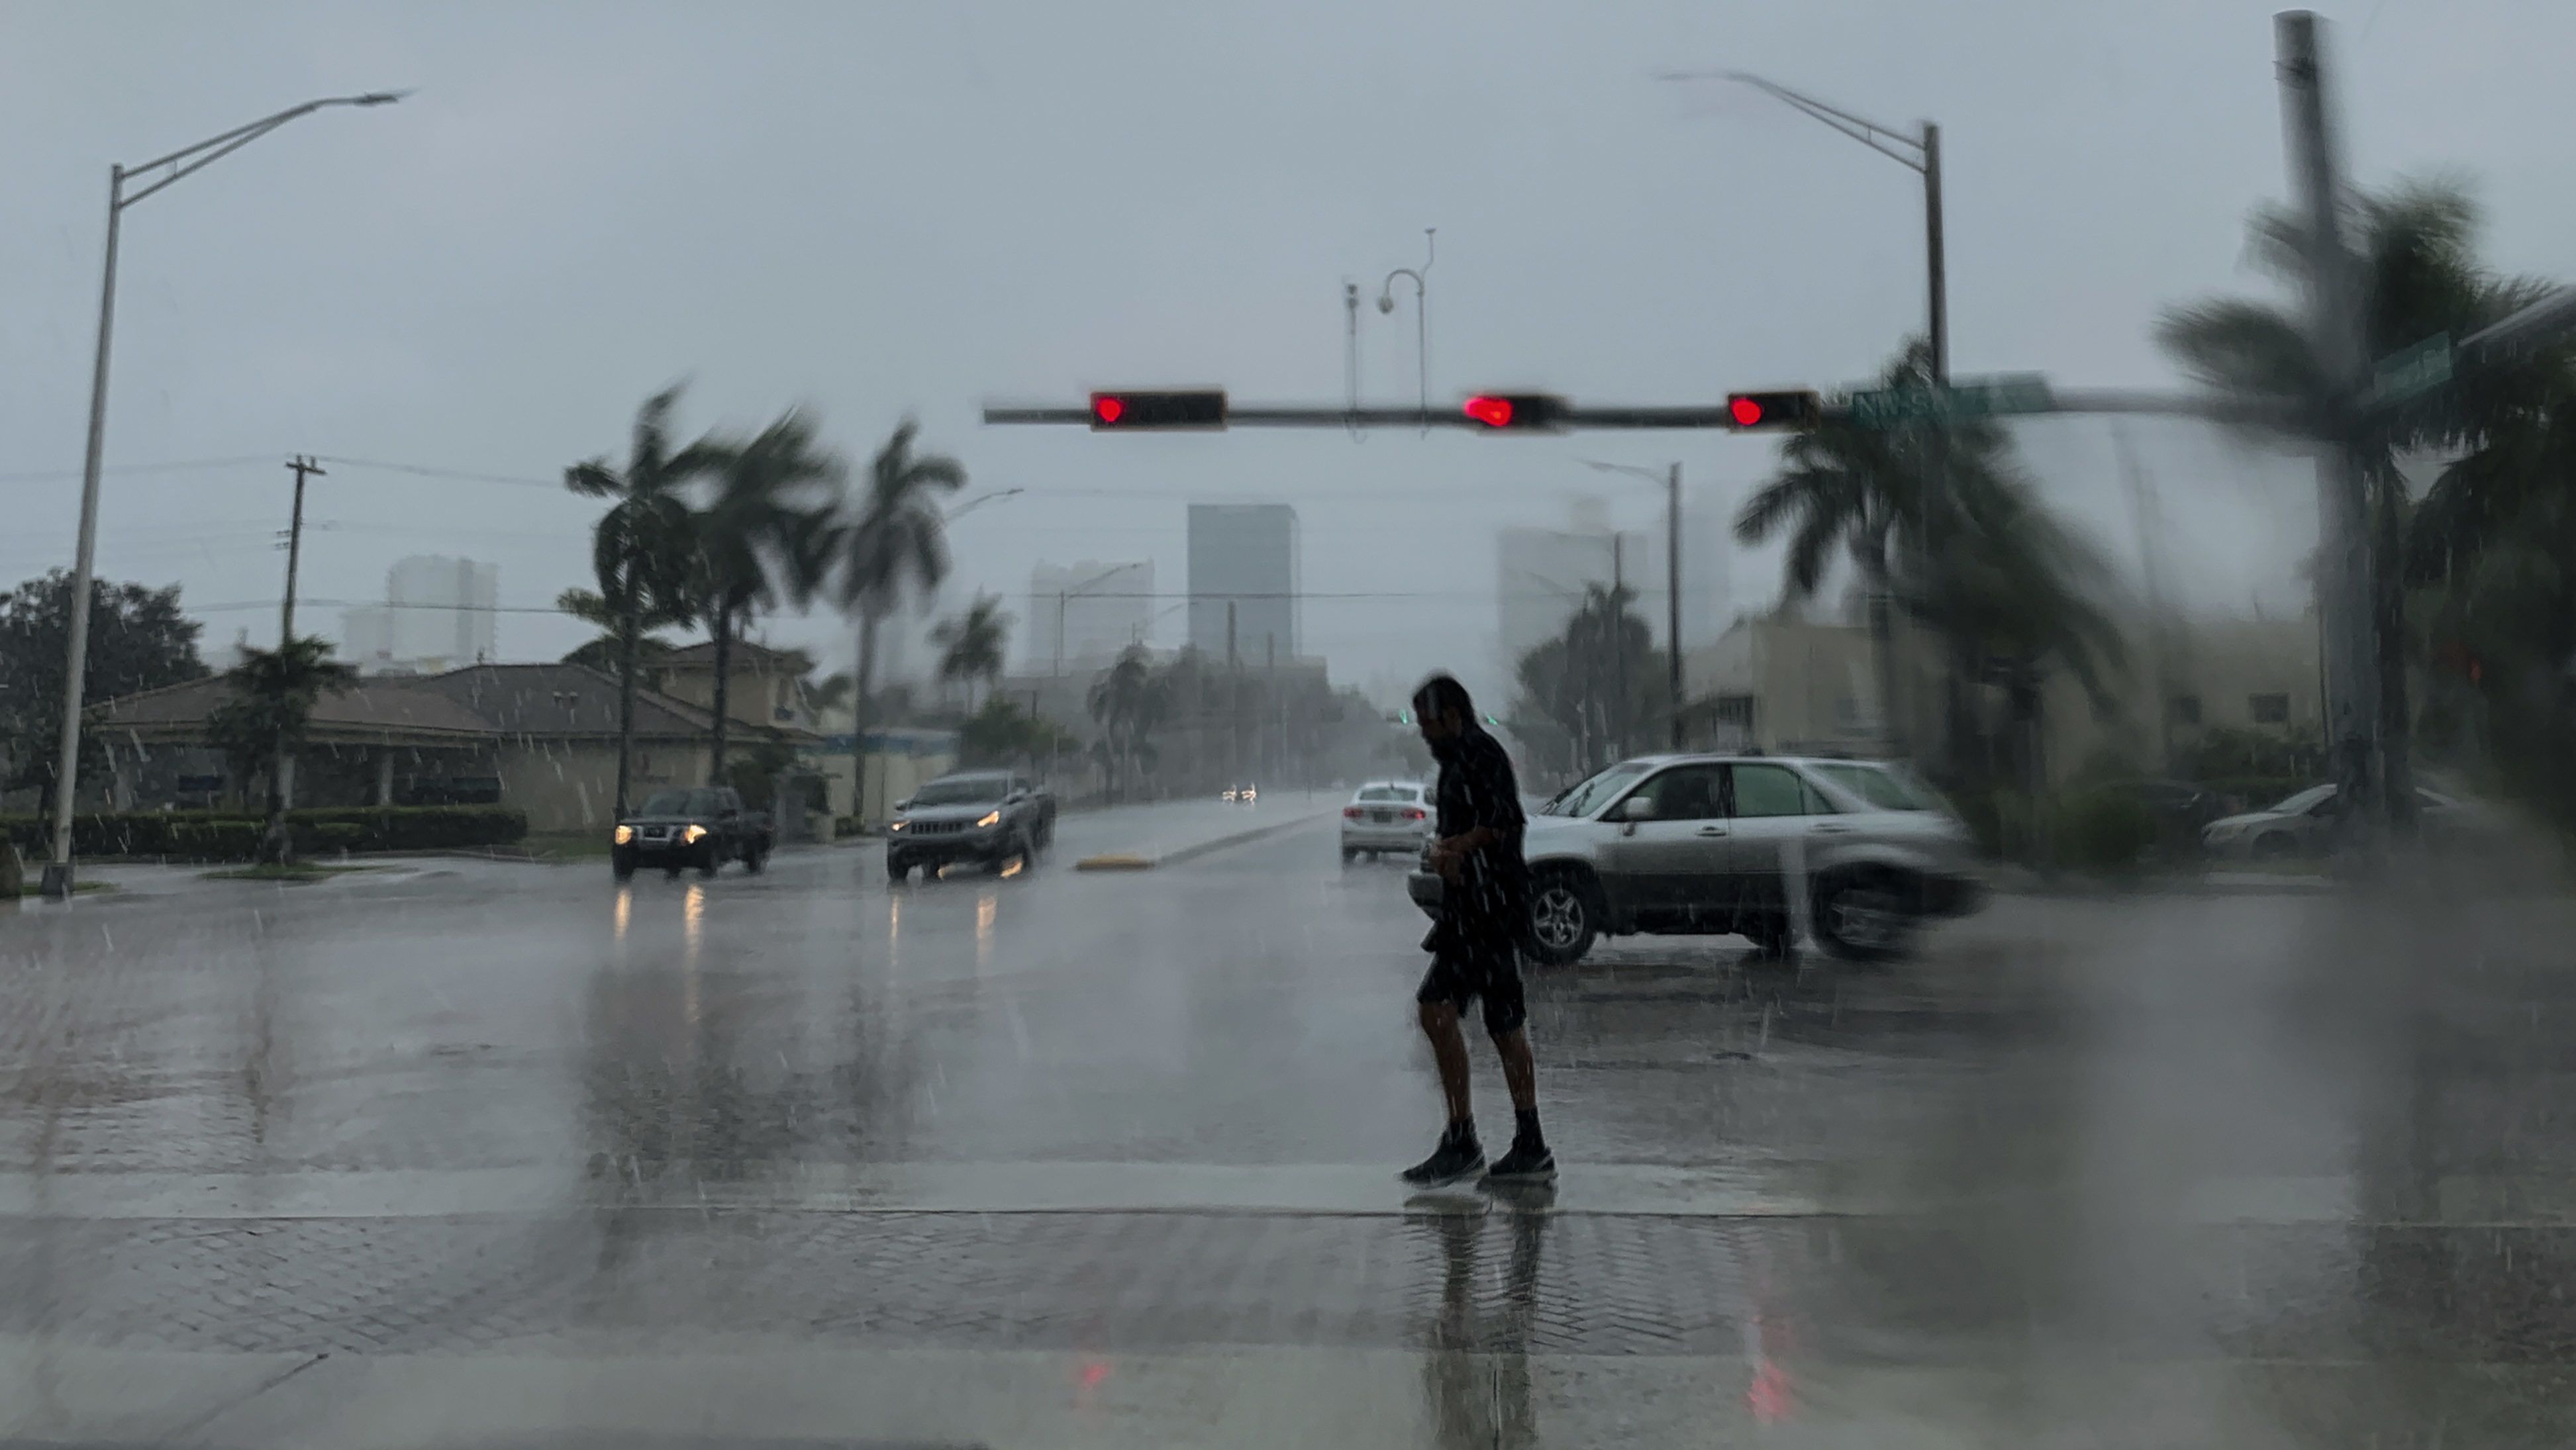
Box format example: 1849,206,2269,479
613,787,774,879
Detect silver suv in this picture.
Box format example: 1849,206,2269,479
1407,754,1985,965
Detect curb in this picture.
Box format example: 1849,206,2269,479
1075,812,1329,873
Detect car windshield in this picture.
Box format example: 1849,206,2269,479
1356,786,1416,802
1541,762,1652,818
637,789,718,816
2267,784,2336,814
911,777,1008,807
1812,761,1935,810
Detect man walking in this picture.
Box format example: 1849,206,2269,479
1403,674,1554,1186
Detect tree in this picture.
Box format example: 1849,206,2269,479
1734,337,2122,787
0,571,207,800
204,634,358,863
827,418,965,807
695,409,844,782
556,586,682,681
930,593,1012,711
1085,644,1168,800
1510,583,1666,777
958,697,1077,770
566,385,718,818
2157,177,2559,825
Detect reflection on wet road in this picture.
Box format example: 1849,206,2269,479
3,822,2575,1445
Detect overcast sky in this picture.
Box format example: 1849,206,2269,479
3,1,2567,705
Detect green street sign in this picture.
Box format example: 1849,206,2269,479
1845,373,2054,428
2367,334,2452,407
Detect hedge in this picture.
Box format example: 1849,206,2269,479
0,806,526,861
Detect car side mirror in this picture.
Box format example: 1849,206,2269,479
1620,795,1657,821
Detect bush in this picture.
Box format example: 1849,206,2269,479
296,822,366,854
2051,787,2159,875
0,805,526,861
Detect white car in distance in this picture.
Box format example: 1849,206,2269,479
1340,781,1432,863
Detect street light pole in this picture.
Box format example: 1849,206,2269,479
40,91,404,900
2277,11,2382,837
1667,72,1946,385
1376,228,1436,430
1585,459,1691,750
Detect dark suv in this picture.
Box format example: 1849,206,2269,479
612,787,773,879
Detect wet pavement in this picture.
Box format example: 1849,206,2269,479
3,808,2575,1445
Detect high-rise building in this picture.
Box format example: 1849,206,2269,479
1496,499,1620,673
1027,560,1155,672
1187,505,1298,665
339,556,499,674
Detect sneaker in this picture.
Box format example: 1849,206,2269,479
1483,1137,1556,1184
1400,1131,1486,1186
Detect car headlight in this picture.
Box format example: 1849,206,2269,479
613,825,633,846
683,824,708,844
975,810,1001,829
888,820,907,832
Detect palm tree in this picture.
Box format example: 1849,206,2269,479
566,386,717,818
1086,644,1166,800
828,418,966,804
695,409,845,782
2157,177,2556,824
204,634,358,863
1734,338,2112,783
931,593,1012,711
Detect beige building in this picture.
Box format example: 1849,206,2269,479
87,662,818,833
1681,608,2321,784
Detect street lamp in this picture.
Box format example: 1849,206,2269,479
1054,561,1143,677
40,90,406,900
942,486,1024,524
1585,459,1691,749
1661,71,1945,383
1376,228,1435,431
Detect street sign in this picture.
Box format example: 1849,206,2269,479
1845,373,2054,428
2365,334,2452,407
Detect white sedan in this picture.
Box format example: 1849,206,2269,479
1340,781,1432,863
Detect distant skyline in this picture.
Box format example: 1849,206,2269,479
4,2,2561,695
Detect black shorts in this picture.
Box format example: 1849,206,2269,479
1416,916,1527,1036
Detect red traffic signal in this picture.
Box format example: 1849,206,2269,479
1462,393,1567,432
1725,390,1822,431
1089,390,1227,430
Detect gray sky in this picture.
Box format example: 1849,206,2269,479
3,1,2567,704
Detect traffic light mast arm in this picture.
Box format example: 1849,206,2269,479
983,389,2306,430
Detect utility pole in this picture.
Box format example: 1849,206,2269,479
1923,122,1948,385
1226,600,1240,787
2278,10,2381,836
280,456,322,642
1665,463,1685,749
1610,535,1626,760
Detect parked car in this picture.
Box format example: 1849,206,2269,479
1409,754,1985,965
613,787,773,880
887,769,1055,882
2200,781,2489,860
1340,780,1431,863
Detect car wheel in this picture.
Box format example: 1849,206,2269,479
611,849,636,882
743,845,768,874
2250,833,2297,861
1340,846,1356,865
695,844,720,877
1524,869,1599,967
1743,913,1793,961
887,859,909,885
1814,871,1916,963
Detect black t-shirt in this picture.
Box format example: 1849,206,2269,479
1434,726,1527,922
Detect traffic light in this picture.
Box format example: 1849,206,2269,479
1089,390,1228,430
1725,390,1822,431
1461,393,1567,432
